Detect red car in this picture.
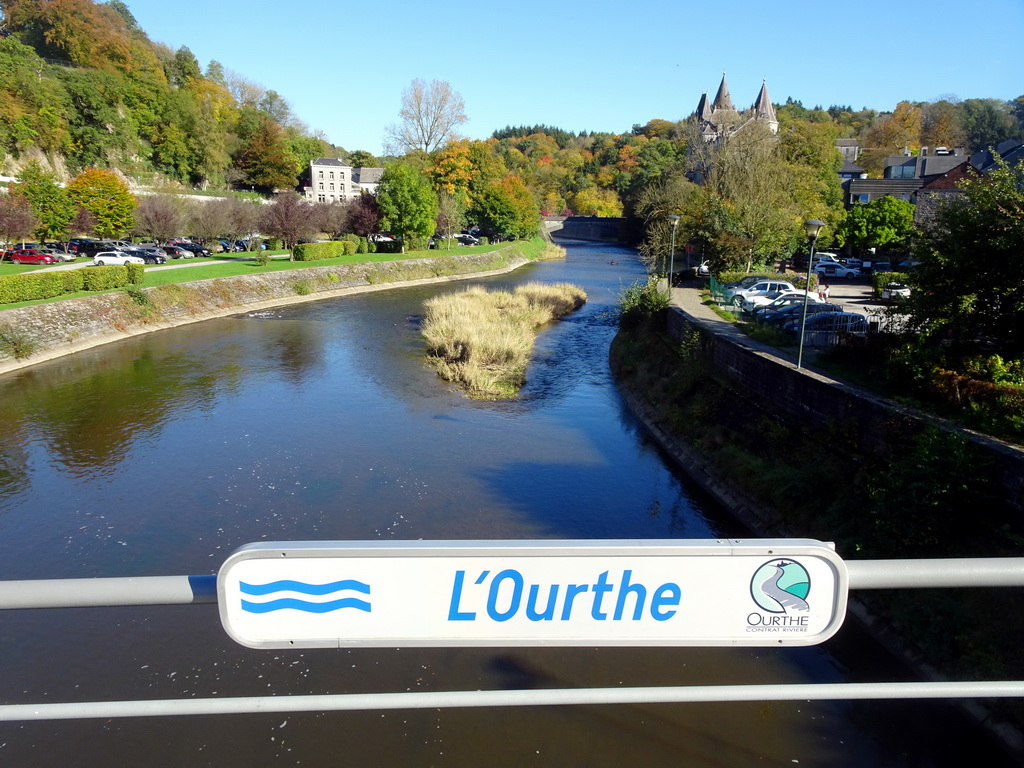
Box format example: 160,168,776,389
7,249,57,265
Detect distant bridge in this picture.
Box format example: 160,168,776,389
545,216,626,243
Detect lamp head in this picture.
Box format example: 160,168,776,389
667,214,680,228
804,219,825,241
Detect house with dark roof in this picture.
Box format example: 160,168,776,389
303,158,384,203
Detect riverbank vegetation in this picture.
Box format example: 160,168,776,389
610,281,1024,725
422,281,586,398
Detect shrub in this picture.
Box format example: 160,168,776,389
126,263,145,284
341,240,357,256
479,236,489,246
253,250,271,267
617,277,670,328
264,237,283,250
356,237,368,254
0,324,38,359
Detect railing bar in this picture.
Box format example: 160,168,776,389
2,682,1024,722
847,559,1024,589
2,560,1024,612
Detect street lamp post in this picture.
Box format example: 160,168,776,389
667,215,680,287
797,219,826,370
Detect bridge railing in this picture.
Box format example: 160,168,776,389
1,557,1023,723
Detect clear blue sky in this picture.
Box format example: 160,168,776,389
124,0,1024,157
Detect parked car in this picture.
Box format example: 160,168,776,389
456,233,479,246
814,262,860,279
811,253,842,266
7,249,57,265
749,292,819,319
740,289,808,314
92,251,145,266
161,245,192,259
724,280,798,307
782,311,868,336
175,242,212,257
760,301,843,327
67,238,99,253
694,260,710,278
880,282,911,302
126,248,166,264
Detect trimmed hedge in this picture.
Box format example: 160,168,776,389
293,241,345,261
0,265,140,305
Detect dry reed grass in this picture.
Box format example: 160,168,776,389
423,281,587,398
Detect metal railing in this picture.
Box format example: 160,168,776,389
1,557,1023,722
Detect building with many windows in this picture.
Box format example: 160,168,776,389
303,158,383,203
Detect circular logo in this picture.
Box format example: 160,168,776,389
750,559,811,614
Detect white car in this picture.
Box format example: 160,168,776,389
740,289,810,314
814,262,859,279
724,279,798,307
92,251,145,266
880,283,911,302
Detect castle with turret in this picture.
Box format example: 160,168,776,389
693,74,778,142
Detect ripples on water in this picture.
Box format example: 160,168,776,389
0,243,1011,766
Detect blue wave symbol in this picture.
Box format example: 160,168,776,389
240,579,370,597
239,579,372,614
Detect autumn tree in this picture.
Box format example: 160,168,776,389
260,193,318,259
376,163,438,252
385,79,467,154
234,113,298,192
0,195,39,256
346,193,381,238
921,99,967,149
65,168,136,238
314,202,350,240
133,194,187,242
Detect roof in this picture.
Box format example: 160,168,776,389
751,80,776,123
354,167,384,184
712,73,735,112
310,157,352,168
839,159,864,174
836,139,859,147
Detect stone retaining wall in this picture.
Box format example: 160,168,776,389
665,306,1024,523
0,250,531,376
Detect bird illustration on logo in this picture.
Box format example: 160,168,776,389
750,559,810,614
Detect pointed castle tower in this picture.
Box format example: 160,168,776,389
693,74,779,143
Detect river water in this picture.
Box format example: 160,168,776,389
0,242,1010,766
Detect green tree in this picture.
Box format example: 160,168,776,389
471,174,540,240
65,167,136,238
960,98,1021,151
834,196,916,255
910,160,1024,358
8,161,76,240
376,163,438,252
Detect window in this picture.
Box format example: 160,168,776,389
318,171,323,179
318,183,324,191
855,193,869,204
330,172,335,180
330,183,335,191
317,195,326,203
888,165,916,180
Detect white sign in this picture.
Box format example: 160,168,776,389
217,539,848,649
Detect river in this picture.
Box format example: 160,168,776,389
0,242,1010,766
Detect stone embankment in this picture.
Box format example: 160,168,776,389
612,284,1024,758
0,248,538,376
